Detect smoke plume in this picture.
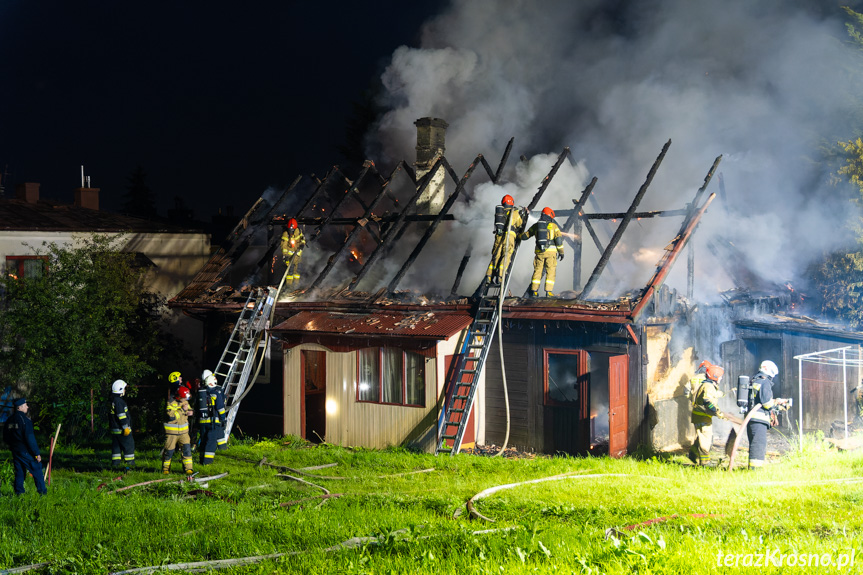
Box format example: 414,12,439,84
369,0,863,301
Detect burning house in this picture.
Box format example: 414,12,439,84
171,118,863,457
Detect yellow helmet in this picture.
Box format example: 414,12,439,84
168,371,182,384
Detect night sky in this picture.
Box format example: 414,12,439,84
0,1,444,220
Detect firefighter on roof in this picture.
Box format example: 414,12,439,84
109,379,135,469
163,385,194,475
281,218,306,288
688,360,725,466
486,194,526,284
197,370,227,465
3,398,47,495
519,207,564,297
745,360,790,469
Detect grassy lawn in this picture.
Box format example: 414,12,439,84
1,436,861,574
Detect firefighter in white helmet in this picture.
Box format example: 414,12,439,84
109,379,135,469
746,360,790,469
197,370,227,465
688,361,725,466
162,385,194,475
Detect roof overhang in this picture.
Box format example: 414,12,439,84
271,309,473,340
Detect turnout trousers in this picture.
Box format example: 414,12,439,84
746,420,769,468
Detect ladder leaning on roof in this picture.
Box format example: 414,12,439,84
214,286,277,438
436,213,527,456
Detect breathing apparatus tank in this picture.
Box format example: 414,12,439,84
736,375,750,414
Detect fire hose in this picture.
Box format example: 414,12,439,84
726,403,761,471
494,212,518,457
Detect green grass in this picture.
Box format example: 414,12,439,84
1,436,862,574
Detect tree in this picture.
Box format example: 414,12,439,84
0,235,164,437
122,166,158,220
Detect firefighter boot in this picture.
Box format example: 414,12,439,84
162,461,171,475
529,290,538,299
546,292,555,297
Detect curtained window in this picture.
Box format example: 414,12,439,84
357,347,425,407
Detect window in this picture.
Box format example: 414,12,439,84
5,256,48,280
544,350,588,406
357,347,425,407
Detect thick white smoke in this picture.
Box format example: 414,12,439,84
369,0,863,301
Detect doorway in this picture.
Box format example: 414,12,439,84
301,350,326,443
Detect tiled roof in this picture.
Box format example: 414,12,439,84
271,310,473,339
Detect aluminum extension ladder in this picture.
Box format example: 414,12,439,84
436,217,526,455
214,287,276,437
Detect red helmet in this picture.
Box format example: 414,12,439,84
501,195,514,207
698,360,725,381
542,207,555,219
175,385,191,400
287,218,298,231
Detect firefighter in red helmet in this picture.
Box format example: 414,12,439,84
281,218,306,288
688,360,725,466
486,194,527,284
519,207,564,297
162,386,194,475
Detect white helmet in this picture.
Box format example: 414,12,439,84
112,379,128,394
202,369,213,380
204,373,218,387
759,360,779,378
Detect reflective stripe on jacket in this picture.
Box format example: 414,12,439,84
164,399,191,434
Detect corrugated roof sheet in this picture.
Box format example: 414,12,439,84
271,310,473,339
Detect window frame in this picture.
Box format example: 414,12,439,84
5,255,49,280
543,348,589,407
356,347,426,408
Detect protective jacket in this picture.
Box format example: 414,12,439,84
493,206,525,237
4,410,40,458
198,387,226,426
281,228,306,259
691,375,724,419
747,371,775,425
520,216,564,255
164,399,192,435
109,393,131,434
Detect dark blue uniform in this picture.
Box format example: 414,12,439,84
746,371,775,468
197,386,226,464
109,393,135,467
4,410,47,495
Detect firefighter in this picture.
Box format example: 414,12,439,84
3,398,47,495
519,207,564,297
688,361,725,466
486,194,526,284
163,385,194,475
109,379,135,469
197,370,227,465
167,371,183,399
281,218,306,288
746,360,790,469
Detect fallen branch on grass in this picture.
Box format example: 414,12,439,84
108,526,517,574
275,474,329,494
0,562,52,574
108,472,228,493
465,473,666,522
222,453,433,480
280,493,344,508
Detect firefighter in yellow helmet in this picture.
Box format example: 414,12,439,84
281,218,306,288
167,370,182,399
486,194,526,285
688,360,725,466
519,207,564,297
163,386,194,475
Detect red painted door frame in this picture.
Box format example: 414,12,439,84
608,354,628,458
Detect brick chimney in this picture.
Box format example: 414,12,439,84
414,117,448,214
74,187,99,210
16,182,40,204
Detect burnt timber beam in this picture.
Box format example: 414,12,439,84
387,156,481,293
450,245,473,296
579,140,671,300
348,159,444,291
478,137,514,184
561,177,597,293
305,166,405,293
295,214,455,226
526,148,571,212
309,162,376,241
292,167,342,224
630,193,717,322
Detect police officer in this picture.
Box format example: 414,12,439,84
688,361,725,466
198,370,227,465
109,379,135,469
3,398,47,495
746,360,789,469
519,207,564,297
163,386,195,475
486,194,526,284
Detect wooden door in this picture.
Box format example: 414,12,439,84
301,350,326,442
608,354,628,458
